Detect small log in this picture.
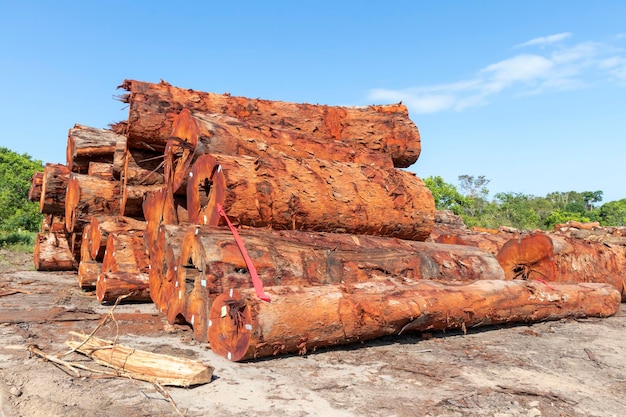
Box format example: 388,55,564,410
147,223,183,314
66,124,123,173
431,225,515,255
89,216,146,262
40,163,70,215
101,233,149,276
87,162,115,180
208,279,620,361
65,331,213,386
496,233,626,300
77,259,101,289
64,173,157,233
28,171,43,202
96,271,151,303
33,231,77,271
120,79,421,167
41,214,66,234
183,152,435,240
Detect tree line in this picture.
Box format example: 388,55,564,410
424,175,626,230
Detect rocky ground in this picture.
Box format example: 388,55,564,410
0,248,625,417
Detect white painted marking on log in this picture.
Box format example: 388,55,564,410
175,281,178,288
221,305,227,318
189,172,193,177
203,214,207,224
245,324,252,331
227,352,231,360
201,279,206,287
217,165,222,173
179,290,182,299
174,266,177,272
191,315,194,325
229,288,233,297
208,320,212,327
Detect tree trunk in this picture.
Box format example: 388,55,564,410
40,163,70,215
66,124,123,173
496,233,626,300
64,173,156,233
208,279,620,361
33,231,77,271
183,153,435,240
96,272,151,303
430,225,517,255
77,259,101,289
120,79,421,168
155,223,505,342
28,171,43,202
87,162,115,180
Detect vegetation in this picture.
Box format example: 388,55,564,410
0,148,43,245
424,175,626,230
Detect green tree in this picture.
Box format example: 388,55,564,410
423,176,468,214
598,199,626,226
493,192,541,230
0,148,44,232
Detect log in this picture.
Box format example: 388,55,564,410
64,173,157,233
496,233,626,300
89,216,146,262
148,224,183,314
120,79,421,167
156,223,505,342
180,152,435,240
101,233,149,276
65,331,213,386
41,214,66,234
431,225,515,255
96,271,151,303
77,259,101,289
113,142,165,186
208,279,620,361
87,162,115,180
66,124,123,173
40,163,70,215
28,171,43,202
33,231,77,271
163,109,395,191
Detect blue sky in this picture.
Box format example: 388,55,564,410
1,1,625,203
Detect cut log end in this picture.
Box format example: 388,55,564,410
186,154,226,226
496,233,557,281
208,290,252,362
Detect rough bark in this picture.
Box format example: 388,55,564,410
96,272,151,303
208,279,620,361
33,231,77,271
184,152,435,240
89,216,146,262
66,124,123,173
101,233,149,276
40,163,70,215
64,173,156,233
430,225,517,255
87,162,115,180
155,223,505,342
496,233,626,300
28,171,43,202
120,79,421,167
77,259,102,289
113,144,165,186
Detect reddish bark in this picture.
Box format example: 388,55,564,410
40,163,70,215
66,124,122,173
33,231,77,271
28,172,43,202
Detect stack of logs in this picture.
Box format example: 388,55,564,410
28,80,624,362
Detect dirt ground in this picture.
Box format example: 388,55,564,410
1,248,625,417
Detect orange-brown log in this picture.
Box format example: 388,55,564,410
80,224,93,262
147,223,183,314
431,225,516,256
77,260,101,289
208,279,620,361
66,124,123,173
157,223,505,342
496,233,626,300
96,272,150,303
100,233,149,277
40,163,70,215
87,162,115,180
113,143,165,186
64,173,157,233
41,214,66,234
28,172,43,202
33,231,77,271
163,109,395,191
120,79,421,168
89,216,146,262
184,153,435,240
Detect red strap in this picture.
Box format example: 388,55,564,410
217,204,270,302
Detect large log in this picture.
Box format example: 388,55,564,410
33,231,77,271
208,279,620,361
147,223,184,314
156,223,505,342
431,225,516,255
96,271,151,303
40,163,70,215
88,216,146,262
64,173,157,233
181,152,435,240
77,259,101,289
66,124,123,173
163,109,395,191
496,233,626,300
119,79,421,167
28,171,43,202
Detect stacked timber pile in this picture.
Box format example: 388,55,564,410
28,80,623,362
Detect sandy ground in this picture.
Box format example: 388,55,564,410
1,249,625,417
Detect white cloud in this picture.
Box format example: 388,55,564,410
515,32,572,48
368,33,626,114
